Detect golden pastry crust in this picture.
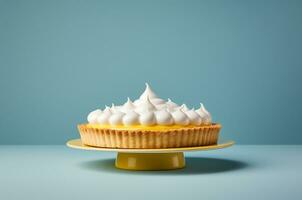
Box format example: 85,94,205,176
78,123,221,149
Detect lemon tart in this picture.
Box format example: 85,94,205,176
78,83,221,149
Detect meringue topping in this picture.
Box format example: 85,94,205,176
87,83,212,126
87,109,102,124
109,112,125,126
120,98,136,113
139,111,156,126
171,109,190,125
139,83,158,100
167,98,179,108
195,103,212,125
122,111,139,126
135,96,157,113
185,109,202,125
155,109,174,125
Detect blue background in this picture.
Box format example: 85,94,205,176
0,0,301,144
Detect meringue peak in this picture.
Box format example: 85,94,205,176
180,104,189,112
142,96,157,109
198,103,210,115
123,97,135,108
139,83,158,100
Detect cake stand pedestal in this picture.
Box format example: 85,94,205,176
67,139,234,171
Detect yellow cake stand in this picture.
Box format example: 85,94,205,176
67,139,234,171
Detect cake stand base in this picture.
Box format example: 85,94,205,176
115,152,185,170
66,139,234,171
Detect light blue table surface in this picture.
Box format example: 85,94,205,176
1,145,301,200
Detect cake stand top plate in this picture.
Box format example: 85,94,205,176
67,139,234,153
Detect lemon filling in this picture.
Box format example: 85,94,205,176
86,124,212,130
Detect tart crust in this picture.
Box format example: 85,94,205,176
78,123,221,149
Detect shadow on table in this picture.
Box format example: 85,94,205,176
78,157,249,175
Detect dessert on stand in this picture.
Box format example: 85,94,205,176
67,83,234,170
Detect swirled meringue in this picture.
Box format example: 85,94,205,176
155,104,168,111
171,109,190,125
109,112,125,126
110,104,121,114
86,83,213,126
155,109,174,125
167,98,179,108
135,83,165,106
103,106,112,114
122,111,139,126
139,111,156,126
180,104,189,112
120,98,135,113
135,96,157,113
97,113,110,124
96,106,112,124
134,98,165,106
87,109,102,124
196,103,212,124
185,109,202,125
139,83,158,99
